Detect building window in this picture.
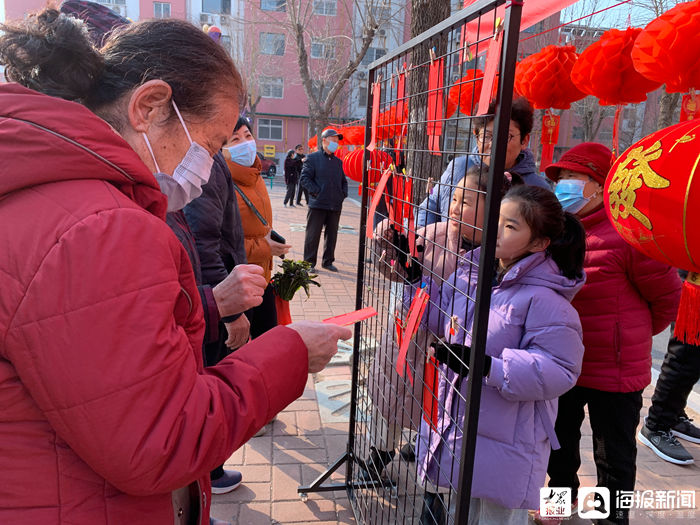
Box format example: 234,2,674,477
358,81,367,108
311,38,335,59
202,0,231,15
261,76,284,98
261,0,286,11
260,32,286,55
572,126,584,140
313,0,337,16
154,2,171,18
258,118,283,141
361,47,387,65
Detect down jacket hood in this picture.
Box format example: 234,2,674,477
0,83,166,217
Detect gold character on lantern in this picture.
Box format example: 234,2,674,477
608,141,670,230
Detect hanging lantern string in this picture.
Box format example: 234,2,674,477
521,0,632,43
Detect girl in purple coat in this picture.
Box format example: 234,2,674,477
417,186,587,524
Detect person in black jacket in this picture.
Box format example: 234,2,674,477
283,148,300,207
293,144,309,205
300,129,348,271
183,152,262,496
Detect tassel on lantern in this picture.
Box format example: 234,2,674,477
674,272,700,345
539,112,560,172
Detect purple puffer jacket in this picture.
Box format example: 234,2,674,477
416,248,585,510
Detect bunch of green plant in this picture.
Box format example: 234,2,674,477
270,259,321,301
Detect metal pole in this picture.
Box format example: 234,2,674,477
453,1,523,523
344,65,377,503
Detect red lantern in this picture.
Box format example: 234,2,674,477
604,119,700,343
514,45,586,109
341,126,365,146
445,70,484,118
342,148,393,184
572,28,662,106
631,0,700,93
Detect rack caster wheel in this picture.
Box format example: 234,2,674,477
300,493,309,502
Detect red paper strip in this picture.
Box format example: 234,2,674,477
368,82,381,151
366,167,393,239
422,357,440,431
395,70,407,161
477,31,502,115
323,307,377,327
540,143,555,172
427,57,444,154
462,0,579,53
396,287,430,385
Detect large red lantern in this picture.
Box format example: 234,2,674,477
572,28,662,106
342,148,393,184
604,118,700,343
631,0,700,93
514,45,586,109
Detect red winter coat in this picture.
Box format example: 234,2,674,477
0,83,309,524
573,207,681,392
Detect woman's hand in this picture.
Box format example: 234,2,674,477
265,230,292,257
225,315,251,349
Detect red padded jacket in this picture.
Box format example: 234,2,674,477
0,83,308,524
573,207,681,392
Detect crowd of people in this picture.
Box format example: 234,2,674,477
0,3,698,525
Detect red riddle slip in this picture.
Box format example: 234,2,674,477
322,307,378,327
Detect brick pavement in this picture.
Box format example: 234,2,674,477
210,180,700,524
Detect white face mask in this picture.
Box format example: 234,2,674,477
226,139,257,167
142,100,214,212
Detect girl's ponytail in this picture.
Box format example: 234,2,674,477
0,8,103,102
547,212,586,280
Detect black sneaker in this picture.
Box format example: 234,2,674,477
638,424,694,465
357,447,395,481
672,415,700,444
322,263,339,272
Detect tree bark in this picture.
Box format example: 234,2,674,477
657,88,681,129
406,0,452,201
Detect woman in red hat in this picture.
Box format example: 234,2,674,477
538,142,681,525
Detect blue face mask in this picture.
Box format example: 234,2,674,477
555,179,591,214
326,140,339,153
227,140,257,167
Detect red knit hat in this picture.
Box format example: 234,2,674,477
545,142,613,186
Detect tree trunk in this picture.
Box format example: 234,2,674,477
406,0,452,201
657,88,681,129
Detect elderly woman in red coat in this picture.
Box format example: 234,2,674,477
542,143,681,525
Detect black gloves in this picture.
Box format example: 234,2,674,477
430,340,492,378
391,226,423,284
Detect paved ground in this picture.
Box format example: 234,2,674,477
210,179,700,524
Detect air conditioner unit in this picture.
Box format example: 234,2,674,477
200,13,215,25
377,29,387,37
109,4,127,17
357,71,367,80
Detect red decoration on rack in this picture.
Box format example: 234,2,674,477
477,24,503,115
514,45,585,109
368,82,381,151
604,118,700,343
631,0,700,94
427,55,445,154
365,167,394,239
395,287,430,385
